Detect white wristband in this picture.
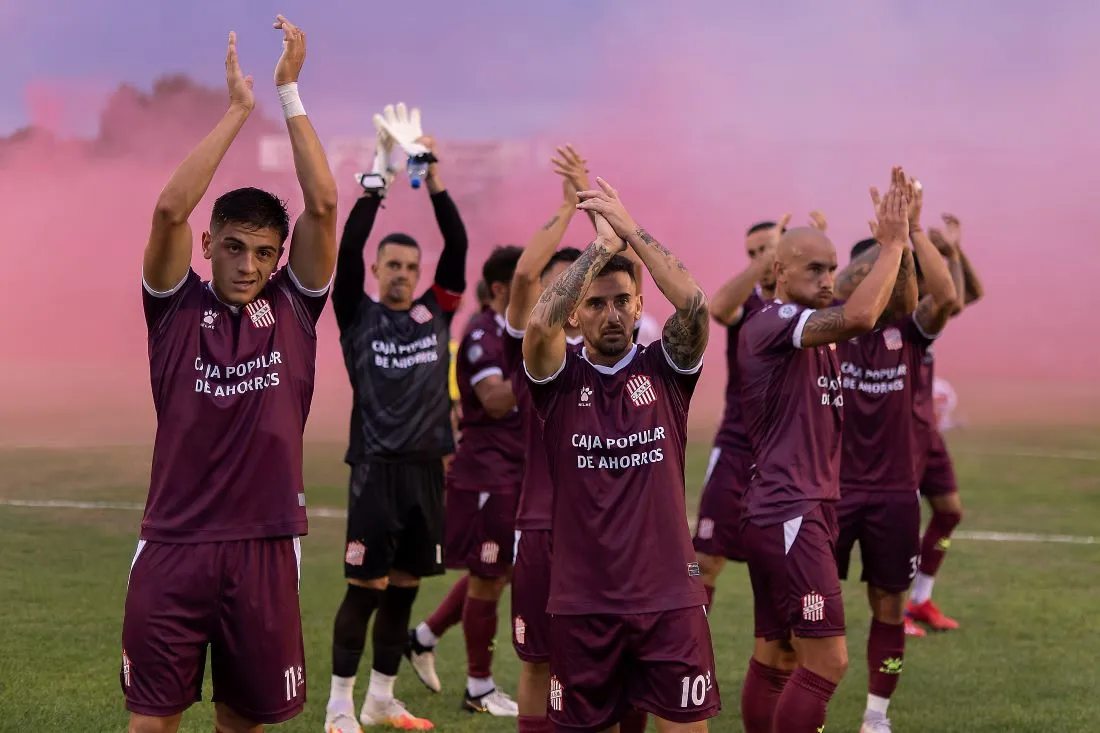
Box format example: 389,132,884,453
277,82,306,120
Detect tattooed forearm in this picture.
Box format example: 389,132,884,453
532,239,615,330
662,288,710,370
835,245,880,300
635,228,688,272
542,214,561,231
802,307,850,340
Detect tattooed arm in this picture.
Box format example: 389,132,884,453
911,227,959,336
508,201,576,332
523,237,621,380
625,228,709,370
836,245,918,319
959,247,984,305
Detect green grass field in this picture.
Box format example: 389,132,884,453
1,426,1098,732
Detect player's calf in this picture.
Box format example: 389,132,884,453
128,713,183,733
214,703,263,733
863,587,907,731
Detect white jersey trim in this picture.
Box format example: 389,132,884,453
287,265,332,297
911,309,940,341
792,308,816,349
661,339,704,375
142,271,189,298
505,321,526,339
524,356,567,385
566,334,584,346
581,343,638,375
471,366,504,386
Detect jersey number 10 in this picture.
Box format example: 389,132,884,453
680,674,707,708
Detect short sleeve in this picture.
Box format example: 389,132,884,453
463,326,507,387
502,322,525,375
898,310,938,348
143,268,201,332
525,349,577,421
271,267,330,332
648,342,702,411
743,302,814,355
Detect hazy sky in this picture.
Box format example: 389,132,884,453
2,0,1097,444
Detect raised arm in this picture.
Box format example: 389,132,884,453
416,136,468,296
835,242,918,318
523,216,623,380
576,177,708,370
710,215,789,325
274,16,339,292
332,194,382,331
941,214,983,305
800,176,910,347
507,145,588,331
905,179,959,336
143,33,253,292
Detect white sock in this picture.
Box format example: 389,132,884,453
866,693,890,718
467,675,495,698
415,621,439,648
367,670,396,702
911,572,935,605
327,675,355,713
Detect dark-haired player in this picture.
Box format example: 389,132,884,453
324,127,468,732
407,246,524,717
832,176,958,733
737,173,910,733
523,177,719,732
121,18,337,733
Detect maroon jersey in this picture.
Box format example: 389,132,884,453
448,308,524,490
912,339,938,435
505,326,583,531
739,301,843,527
837,314,936,492
713,290,766,454
527,342,707,615
141,267,328,542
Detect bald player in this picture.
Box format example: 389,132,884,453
737,176,910,733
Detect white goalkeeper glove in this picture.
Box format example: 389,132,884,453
372,103,431,158
355,129,397,195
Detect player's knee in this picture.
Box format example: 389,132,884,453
752,637,797,671
468,574,507,600
796,637,848,683
868,586,906,623
388,570,420,588
213,703,262,733
128,713,181,733
349,576,389,591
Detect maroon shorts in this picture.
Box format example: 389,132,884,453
692,446,752,562
836,489,921,593
511,529,552,663
121,538,305,723
547,607,720,729
742,503,845,642
444,485,516,579
919,429,959,498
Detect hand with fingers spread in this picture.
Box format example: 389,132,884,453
225,32,255,112
272,15,306,86
901,169,924,231
551,144,590,204
757,213,791,277
575,177,639,240
373,103,430,158
808,210,828,232
871,175,910,247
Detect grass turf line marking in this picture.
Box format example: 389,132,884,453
1,499,1096,545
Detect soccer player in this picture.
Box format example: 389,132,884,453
121,18,338,733
406,245,525,717
833,175,959,733
692,216,788,609
907,214,984,631
523,177,720,732
737,173,911,733
325,122,468,732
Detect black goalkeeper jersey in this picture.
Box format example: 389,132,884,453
333,192,468,464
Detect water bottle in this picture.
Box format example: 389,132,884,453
407,155,430,189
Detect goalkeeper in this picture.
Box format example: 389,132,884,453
325,103,468,733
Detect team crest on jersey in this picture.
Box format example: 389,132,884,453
480,541,500,565
201,309,218,330
883,327,903,351
467,344,484,364
626,374,657,407
121,649,132,687
778,304,798,320
345,541,366,566
549,676,564,712
514,616,526,645
410,304,433,324
802,591,825,622
245,299,275,328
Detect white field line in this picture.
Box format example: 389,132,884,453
0,499,1096,546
